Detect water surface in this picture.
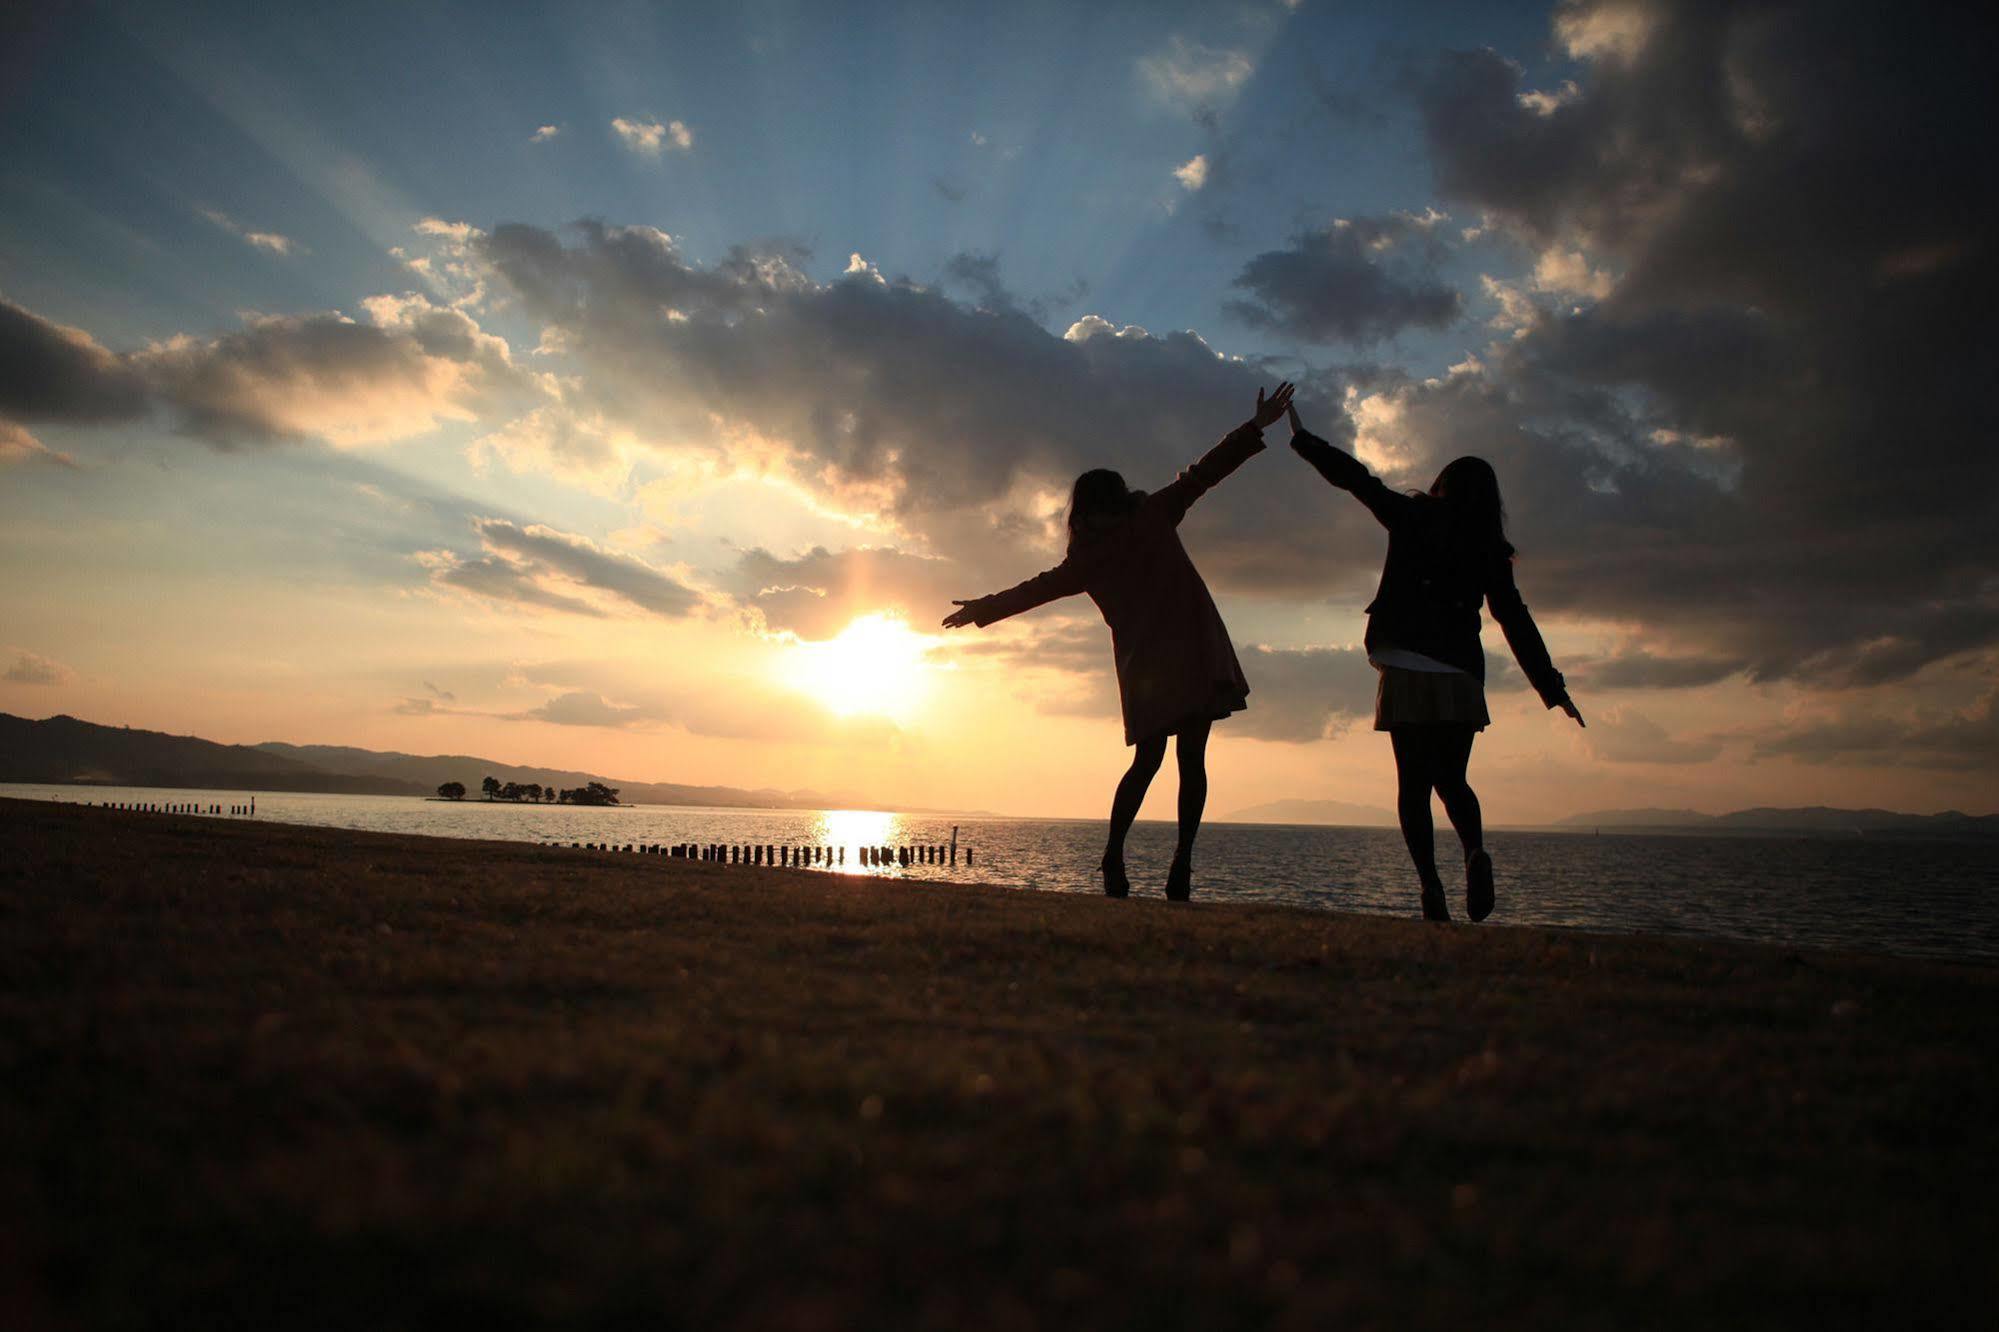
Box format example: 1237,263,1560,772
11,783,1995,964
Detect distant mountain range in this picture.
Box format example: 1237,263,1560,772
0,712,930,812
1553,805,1999,838
1221,798,1396,827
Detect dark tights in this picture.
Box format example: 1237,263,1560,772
1390,725,1483,893
1104,718,1211,868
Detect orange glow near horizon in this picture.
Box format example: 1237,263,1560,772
781,614,934,723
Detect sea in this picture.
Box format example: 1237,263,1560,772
10,783,1997,965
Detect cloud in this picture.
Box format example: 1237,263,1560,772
1583,707,1722,764
513,691,659,728
931,177,965,204
1567,647,1743,690
529,124,560,143
1398,0,1999,686
419,549,607,618
1748,688,1999,774
724,545,964,641
0,298,149,423
469,405,633,490
1139,37,1253,109
1228,644,1379,742
472,219,1363,598
200,209,303,256
4,647,74,686
423,680,456,702
1173,154,1209,191
139,294,533,448
1226,215,1463,344
472,518,702,618
5,291,529,451
0,420,79,468
611,117,692,155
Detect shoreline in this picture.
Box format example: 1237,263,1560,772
4,797,1995,1326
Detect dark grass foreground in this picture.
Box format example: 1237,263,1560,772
2,799,1995,1330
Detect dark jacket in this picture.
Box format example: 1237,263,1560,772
1291,427,1568,708
971,424,1262,744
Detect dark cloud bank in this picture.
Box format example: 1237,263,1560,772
1398,0,1998,695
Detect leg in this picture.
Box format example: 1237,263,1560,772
1429,726,1493,921
1103,734,1167,896
1165,719,1212,900
1430,725,1482,859
1390,727,1451,921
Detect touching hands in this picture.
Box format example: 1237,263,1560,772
1251,381,1296,431
941,599,983,630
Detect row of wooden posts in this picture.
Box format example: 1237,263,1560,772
91,800,256,816
566,841,971,868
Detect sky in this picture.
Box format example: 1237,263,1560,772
2,0,1994,824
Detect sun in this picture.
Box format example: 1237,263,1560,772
784,613,933,722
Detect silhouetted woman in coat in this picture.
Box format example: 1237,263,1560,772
1287,402,1583,922
943,383,1295,901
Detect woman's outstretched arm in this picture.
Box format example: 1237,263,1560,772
1485,561,1585,725
1152,381,1293,524
941,558,1090,629
1286,402,1415,530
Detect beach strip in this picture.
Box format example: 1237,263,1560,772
3,796,1994,1328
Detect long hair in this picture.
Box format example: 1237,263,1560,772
1429,456,1515,563
1066,468,1141,555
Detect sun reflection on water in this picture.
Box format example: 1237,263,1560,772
814,808,902,851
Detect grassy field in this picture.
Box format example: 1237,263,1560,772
2,797,1994,1329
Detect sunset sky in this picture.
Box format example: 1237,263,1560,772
2,0,1991,823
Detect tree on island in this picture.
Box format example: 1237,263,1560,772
559,781,621,807
542,787,556,803
437,781,466,801
481,776,500,801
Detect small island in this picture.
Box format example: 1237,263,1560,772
432,777,621,806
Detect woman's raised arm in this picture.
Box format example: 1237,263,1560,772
1152,382,1292,524
1287,401,1415,531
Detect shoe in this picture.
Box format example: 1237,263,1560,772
1100,856,1130,899
1421,883,1451,922
1165,856,1192,902
1465,849,1494,923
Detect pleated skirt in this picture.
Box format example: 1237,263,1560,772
1373,665,1489,731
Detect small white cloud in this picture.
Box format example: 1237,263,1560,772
4,647,75,686
1173,154,1209,191
1063,314,1151,343
200,208,303,257
515,690,658,728
1556,0,1657,63
1139,36,1254,107
1479,274,1542,336
1517,80,1582,116
415,217,480,241
970,130,988,146
530,124,561,143
1532,247,1616,301
611,116,692,155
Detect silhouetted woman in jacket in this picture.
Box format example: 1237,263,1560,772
943,383,1294,901
1288,402,1582,922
